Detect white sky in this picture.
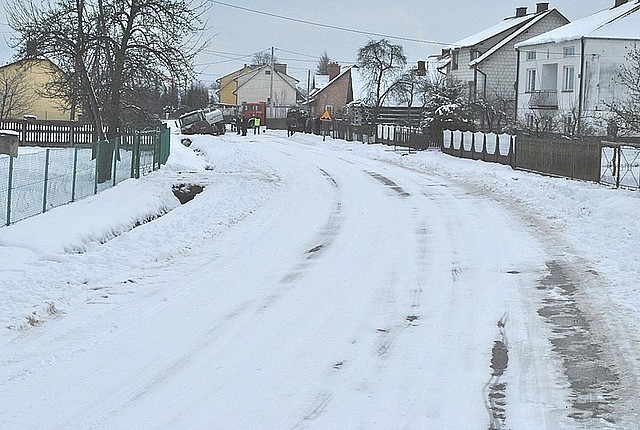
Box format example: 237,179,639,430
0,1,617,85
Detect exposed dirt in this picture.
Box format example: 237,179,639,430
538,261,620,424
172,183,205,204
486,314,509,430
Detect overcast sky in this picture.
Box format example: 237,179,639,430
0,0,617,86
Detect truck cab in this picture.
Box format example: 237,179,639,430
178,109,226,135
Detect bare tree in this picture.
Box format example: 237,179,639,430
8,0,206,136
316,51,330,75
471,89,516,133
0,63,36,119
389,69,427,125
8,0,207,181
607,45,640,135
356,39,406,129
252,50,276,66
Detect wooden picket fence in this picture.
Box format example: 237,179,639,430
0,118,96,147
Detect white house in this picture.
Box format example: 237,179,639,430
235,64,299,107
445,3,568,102
515,0,640,135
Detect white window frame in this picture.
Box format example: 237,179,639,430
526,51,536,61
526,69,537,93
563,66,575,92
563,46,576,57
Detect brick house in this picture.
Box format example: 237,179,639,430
515,0,640,136
307,63,354,118
444,3,569,104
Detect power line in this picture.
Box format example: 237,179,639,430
209,0,451,47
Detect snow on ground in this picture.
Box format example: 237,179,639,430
0,127,638,428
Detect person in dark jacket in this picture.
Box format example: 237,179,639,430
240,115,248,136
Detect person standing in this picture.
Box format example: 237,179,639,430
254,116,261,134
241,115,248,136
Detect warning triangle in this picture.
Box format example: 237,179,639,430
320,110,332,121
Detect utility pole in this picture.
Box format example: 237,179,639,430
307,69,311,112
269,46,274,119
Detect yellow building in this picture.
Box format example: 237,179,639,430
217,65,255,106
0,58,76,121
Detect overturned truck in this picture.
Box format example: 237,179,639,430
178,108,226,135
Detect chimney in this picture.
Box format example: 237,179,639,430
536,2,549,13
416,60,426,76
274,63,287,74
327,62,341,80
515,7,528,17
614,0,629,7
26,40,38,57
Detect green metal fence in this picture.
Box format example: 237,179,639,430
1,127,170,226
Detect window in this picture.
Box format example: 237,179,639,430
563,66,575,91
563,46,576,57
526,69,537,93
452,51,459,70
325,105,334,115
265,70,271,75
526,51,536,60
470,50,480,61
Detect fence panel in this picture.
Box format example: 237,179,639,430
0,155,10,225
619,146,640,189
0,119,95,147
374,124,439,150
5,151,47,223
2,127,169,226
516,136,601,182
442,130,515,167
73,146,98,201
600,142,640,190
45,148,78,210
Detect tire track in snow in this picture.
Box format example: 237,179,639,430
484,313,509,430
258,167,343,313
365,170,410,198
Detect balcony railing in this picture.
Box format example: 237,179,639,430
528,90,558,109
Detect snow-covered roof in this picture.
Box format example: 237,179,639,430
470,9,561,66
516,1,640,47
450,13,540,49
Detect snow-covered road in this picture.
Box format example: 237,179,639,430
1,130,638,429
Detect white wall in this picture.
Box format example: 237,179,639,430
517,38,637,134
236,68,298,106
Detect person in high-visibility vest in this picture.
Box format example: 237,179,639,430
253,117,261,135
